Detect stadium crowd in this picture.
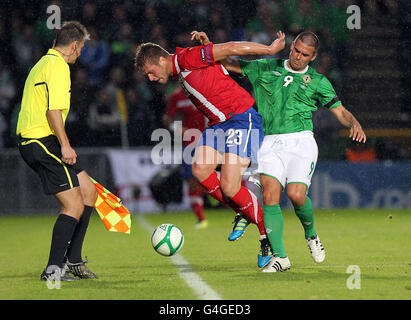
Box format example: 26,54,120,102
0,0,408,159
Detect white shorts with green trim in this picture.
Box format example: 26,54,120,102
257,131,318,189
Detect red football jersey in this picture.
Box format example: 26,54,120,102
165,87,207,146
171,43,255,126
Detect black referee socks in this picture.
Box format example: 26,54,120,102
66,205,94,264
46,214,78,269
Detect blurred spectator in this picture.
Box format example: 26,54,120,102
207,9,230,37
323,0,351,72
33,0,61,49
133,70,153,105
0,18,12,67
213,28,229,44
125,87,154,146
227,0,257,40
246,0,284,43
283,0,323,34
358,0,398,16
66,68,93,147
12,24,42,75
0,57,16,147
0,57,16,116
88,89,122,147
103,67,129,147
81,1,99,28
175,31,193,48
105,67,127,109
249,19,278,59
103,3,129,42
78,26,110,88
316,52,342,90
150,24,168,50
192,0,211,31
139,4,160,43
111,23,134,67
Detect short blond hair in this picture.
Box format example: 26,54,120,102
54,21,90,46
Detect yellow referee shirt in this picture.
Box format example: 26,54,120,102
16,49,71,138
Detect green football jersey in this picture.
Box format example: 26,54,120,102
240,58,341,135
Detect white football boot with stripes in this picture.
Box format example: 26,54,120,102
261,256,291,273
307,235,325,263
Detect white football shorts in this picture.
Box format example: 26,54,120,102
257,131,318,189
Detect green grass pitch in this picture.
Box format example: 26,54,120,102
0,209,410,300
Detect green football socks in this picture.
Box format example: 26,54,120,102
294,197,317,239
263,205,287,258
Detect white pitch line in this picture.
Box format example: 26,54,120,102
136,215,222,300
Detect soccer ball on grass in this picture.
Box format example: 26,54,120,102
151,224,184,256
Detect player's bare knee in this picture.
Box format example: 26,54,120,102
191,162,201,179
262,190,280,206
82,185,97,206
192,163,210,182
288,190,306,207
220,179,239,198
61,200,84,220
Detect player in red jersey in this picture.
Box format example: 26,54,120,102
163,86,208,229
135,31,285,268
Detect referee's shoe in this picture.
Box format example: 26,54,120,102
64,257,98,279
40,266,78,282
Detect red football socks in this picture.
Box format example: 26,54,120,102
231,186,266,236
199,171,265,236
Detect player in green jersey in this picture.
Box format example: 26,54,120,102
223,31,366,272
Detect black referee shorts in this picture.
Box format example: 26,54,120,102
18,135,83,195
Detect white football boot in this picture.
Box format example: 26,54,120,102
307,235,325,263
261,256,291,273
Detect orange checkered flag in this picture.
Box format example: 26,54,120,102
90,177,131,234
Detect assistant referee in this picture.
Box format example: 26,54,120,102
17,21,98,281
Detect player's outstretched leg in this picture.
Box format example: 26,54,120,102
261,204,291,272
306,235,325,263
293,196,325,263
228,176,264,241
228,213,250,241
228,186,265,239
199,171,255,239
258,237,273,268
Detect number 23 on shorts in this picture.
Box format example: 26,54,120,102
226,128,243,145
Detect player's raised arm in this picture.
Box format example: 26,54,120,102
191,31,285,62
190,31,211,46
215,31,285,62
330,105,367,143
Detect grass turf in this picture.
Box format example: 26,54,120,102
0,209,410,300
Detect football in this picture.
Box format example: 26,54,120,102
151,224,184,256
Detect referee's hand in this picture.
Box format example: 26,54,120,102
61,145,77,165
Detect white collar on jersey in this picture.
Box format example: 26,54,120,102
284,59,309,74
